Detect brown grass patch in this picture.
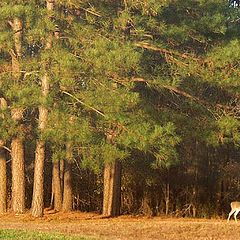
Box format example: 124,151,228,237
0,211,238,240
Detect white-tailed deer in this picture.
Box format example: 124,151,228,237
227,202,240,223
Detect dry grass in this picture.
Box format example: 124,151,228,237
0,211,239,240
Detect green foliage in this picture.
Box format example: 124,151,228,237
6,84,41,108
203,40,240,89
82,37,141,77
0,117,16,140
217,116,240,146
127,0,168,16
208,40,240,66
52,148,66,163
44,109,92,145
116,113,180,168
81,143,129,173
0,4,32,19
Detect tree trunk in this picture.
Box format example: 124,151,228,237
62,143,73,212
11,17,22,76
102,161,122,217
165,183,170,215
0,147,7,213
31,0,53,217
11,17,25,214
0,99,7,213
11,138,25,214
31,77,49,217
52,161,62,211
31,140,46,217
60,159,64,194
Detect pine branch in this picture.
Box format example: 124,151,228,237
2,146,11,153
80,7,101,17
131,77,234,115
0,140,11,153
61,90,105,117
162,85,237,112
8,21,13,28
8,49,16,58
135,42,201,62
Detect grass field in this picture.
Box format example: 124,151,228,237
0,212,239,240
0,230,94,240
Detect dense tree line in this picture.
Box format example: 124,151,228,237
0,0,239,218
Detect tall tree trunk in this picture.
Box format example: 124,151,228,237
52,161,62,211
31,140,45,217
31,0,54,217
11,138,25,214
11,17,22,75
102,160,122,217
0,147,6,214
165,183,170,215
62,143,73,212
0,99,7,213
60,159,64,194
31,76,49,217
11,17,25,214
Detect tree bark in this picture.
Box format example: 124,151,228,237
102,160,122,217
31,0,53,217
31,141,46,217
62,143,73,212
31,76,49,217
11,17,25,214
60,159,64,194
52,161,62,211
165,183,170,215
0,99,7,213
11,17,22,76
0,147,7,213
11,138,25,214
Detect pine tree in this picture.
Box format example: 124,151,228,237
0,1,28,214
54,1,181,216
11,15,26,215
1,0,238,217
31,0,54,217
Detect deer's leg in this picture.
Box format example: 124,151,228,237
234,210,240,223
227,209,235,222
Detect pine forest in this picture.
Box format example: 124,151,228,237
0,0,239,220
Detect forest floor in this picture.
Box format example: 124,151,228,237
0,211,239,240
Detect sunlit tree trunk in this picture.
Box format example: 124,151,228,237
62,143,73,212
102,160,122,217
11,17,25,214
0,146,6,214
31,0,54,217
31,75,49,217
52,161,62,211
31,140,46,217
60,159,64,194
0,98,7,213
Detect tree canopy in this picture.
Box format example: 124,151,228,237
0,0,239,217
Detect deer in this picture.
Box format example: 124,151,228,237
227,202,240,223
